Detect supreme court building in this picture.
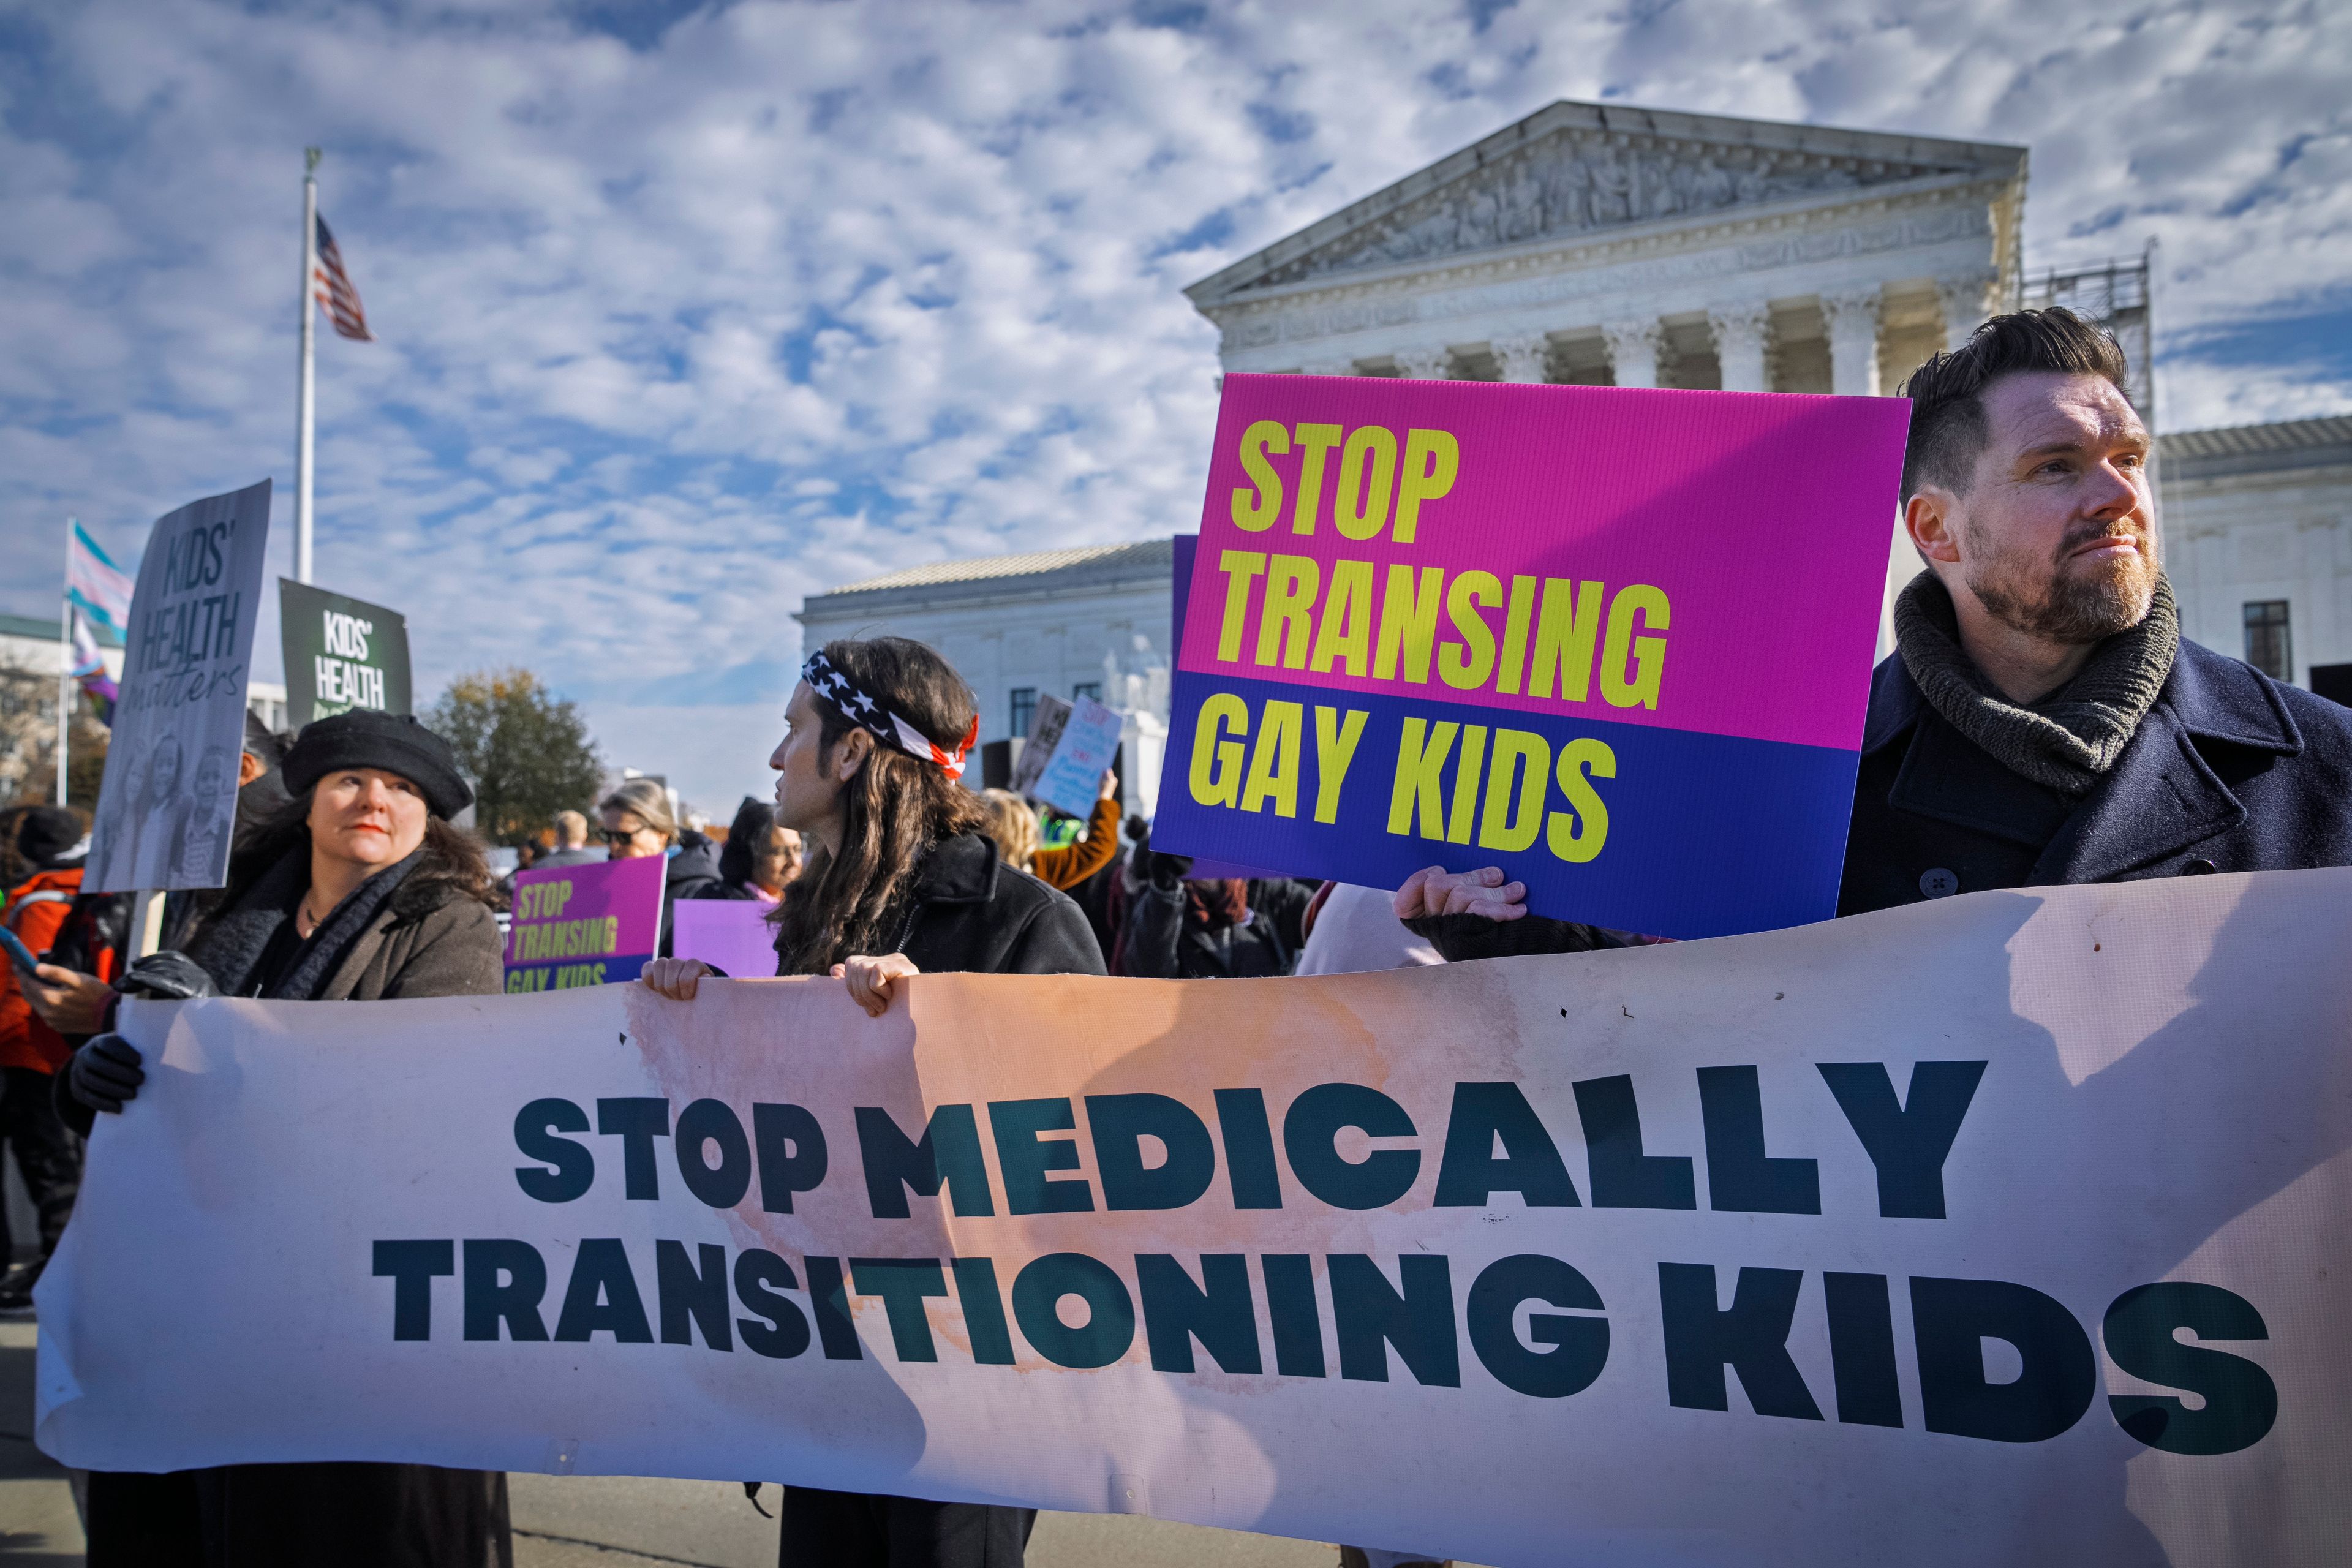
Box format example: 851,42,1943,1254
800,98,2352,804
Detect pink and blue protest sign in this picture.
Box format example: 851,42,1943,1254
503,854,665,991
1153,372,1911,938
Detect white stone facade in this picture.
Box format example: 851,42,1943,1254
794,542,1176,813
2160,418,2352,691
1186,100,2026,404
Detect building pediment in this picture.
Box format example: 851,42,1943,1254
1188,100,2023,304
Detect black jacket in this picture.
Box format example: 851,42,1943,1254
1419,637,2352,962
746,832,1105,979
884,832,1106,978
1122,884,1295,979
655,833,725,956
1839,635,2352,913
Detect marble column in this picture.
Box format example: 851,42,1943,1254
1394,345,1454,380
1706,303,1772,393
1936,270,2002,352
1601,318,1664,389
1491,331,1550,385
1821,285,1885,397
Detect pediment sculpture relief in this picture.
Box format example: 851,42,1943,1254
1257,131,1969,287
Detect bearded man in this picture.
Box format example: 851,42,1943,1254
1833,307,2352,910
1396,308,2352,951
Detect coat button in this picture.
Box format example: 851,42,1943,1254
2180,857,2217,875
1918,868,1959,899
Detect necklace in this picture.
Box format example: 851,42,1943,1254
296,891,332,938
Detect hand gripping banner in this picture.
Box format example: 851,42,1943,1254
37,870,2352,1567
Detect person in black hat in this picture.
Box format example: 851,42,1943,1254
59,709,513,1568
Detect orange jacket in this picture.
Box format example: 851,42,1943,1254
0,867,81,1074
1030,794,1124,891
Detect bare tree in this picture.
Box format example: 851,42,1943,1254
0,650,106,807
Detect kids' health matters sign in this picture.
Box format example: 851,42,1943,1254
33,871,2352,1566
503,854,663,992
280,579,412,730
85,481,273,895
1154,375,1910,938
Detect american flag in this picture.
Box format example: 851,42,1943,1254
313,214,375,342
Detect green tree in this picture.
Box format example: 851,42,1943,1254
430,668,604,846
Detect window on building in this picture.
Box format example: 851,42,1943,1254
1071,681,1102,704
2244,601,2293,682
1009,687,1037,739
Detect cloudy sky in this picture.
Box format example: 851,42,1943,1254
3,0,2346,810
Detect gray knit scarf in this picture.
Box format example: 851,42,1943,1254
1894,571,2178,797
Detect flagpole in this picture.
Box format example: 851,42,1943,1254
56,518,74,807
295,146,320,586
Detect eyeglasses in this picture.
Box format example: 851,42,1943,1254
599,828,645,845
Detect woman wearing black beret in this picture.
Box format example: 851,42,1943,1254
62,707,512,1568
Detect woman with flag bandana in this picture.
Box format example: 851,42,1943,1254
644,635,1102,1568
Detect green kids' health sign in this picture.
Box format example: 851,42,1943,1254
279,578,412,729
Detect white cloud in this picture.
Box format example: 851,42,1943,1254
1,0,2345,809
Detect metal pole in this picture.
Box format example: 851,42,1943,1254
55,517,74,806
295,147,320,585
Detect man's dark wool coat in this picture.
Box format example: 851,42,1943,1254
1839,634,2352,914
1414,636,2352,960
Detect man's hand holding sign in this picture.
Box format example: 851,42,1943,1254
1153,372,1910,937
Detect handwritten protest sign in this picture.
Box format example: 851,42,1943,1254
36,870,2352,1566
502,854,663,992
281,579,412,729
672,897,776,979
1153,375,1909,937
1025,695,1124,818
85,481,273,894
1007,691,1072,797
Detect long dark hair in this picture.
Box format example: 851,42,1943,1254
219,791,496,918
772,637,989,974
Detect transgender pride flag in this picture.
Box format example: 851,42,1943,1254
70,608,117,725
66,521,133,637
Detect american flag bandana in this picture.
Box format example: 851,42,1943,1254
314,215,375,342
802,652,979,780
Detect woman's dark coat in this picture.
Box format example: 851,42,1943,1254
82,832,511,1568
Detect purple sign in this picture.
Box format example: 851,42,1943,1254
503,854,665,992
672,899,778,981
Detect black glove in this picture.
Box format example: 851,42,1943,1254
1147,850,1194,890
68,1035,145,1115
116,950,216,1001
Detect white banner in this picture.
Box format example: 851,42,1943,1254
37,871,2352,1566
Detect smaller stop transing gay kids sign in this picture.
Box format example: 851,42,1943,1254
503,854,665,992
1153,373,1910,939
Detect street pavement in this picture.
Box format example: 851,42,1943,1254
0,1319,1449,1568
508,1474,1344,1566
0,1322,82,1566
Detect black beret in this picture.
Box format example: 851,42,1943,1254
14,807,85,869
282,710,473,820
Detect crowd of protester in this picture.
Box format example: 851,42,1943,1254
0,309,2344,1568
